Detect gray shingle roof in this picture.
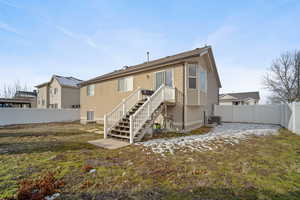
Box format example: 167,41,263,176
35,75,82,88
54,75,82,88
80,46,221,87
220,92,260,100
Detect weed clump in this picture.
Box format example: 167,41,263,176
16,172,64,200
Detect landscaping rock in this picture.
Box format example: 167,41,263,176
137,123,279,155
89,169,96,173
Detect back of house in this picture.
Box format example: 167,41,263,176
35,75,82,109
80,46,221,137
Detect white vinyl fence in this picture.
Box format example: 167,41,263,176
0,108,80,126
214,103,300,135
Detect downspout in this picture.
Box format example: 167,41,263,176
182,63,185,130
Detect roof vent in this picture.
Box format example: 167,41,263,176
146,52,150,63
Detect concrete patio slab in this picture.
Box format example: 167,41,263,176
88,138,130,149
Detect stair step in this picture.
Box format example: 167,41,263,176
115,126,129,130
111,129,130,134
109,133,130,139
119,122,129,126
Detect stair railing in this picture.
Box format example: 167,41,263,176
129,85,175,143
104,87,141,138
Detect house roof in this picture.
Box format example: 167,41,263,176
220,92,260,100
80,46,222,87
35,75,82,88
14,90,37,98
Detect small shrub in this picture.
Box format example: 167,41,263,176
16,172,64,200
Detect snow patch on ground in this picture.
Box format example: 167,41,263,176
136,123,280,155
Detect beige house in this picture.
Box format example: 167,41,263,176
35,75,82,109
80,46,221,143
219,92,260,105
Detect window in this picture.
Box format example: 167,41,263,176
199,71,207,92
155,69,173,90
87,85,95,96
42,99,45,106
188,64,197,89
87,111,94,121
49,88,52,95
54,88,58,95
118,77,133,92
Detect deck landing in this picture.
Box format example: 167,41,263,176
88,138,129,149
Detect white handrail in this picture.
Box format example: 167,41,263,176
130,85,175,143
107,87,141,116
104,87,142,138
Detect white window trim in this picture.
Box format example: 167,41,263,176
117,76,133,92
188,63,197,89
86,110,95,121
154,68,174,90
87,85,95,96
199,65,207,93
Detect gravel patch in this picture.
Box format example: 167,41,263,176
136,123,280,155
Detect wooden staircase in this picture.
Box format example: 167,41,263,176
108,98,165,142
108,99,146,140
104,85,176,144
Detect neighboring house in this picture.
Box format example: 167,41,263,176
0,90,37,108
35,75,82,109
219,92,260,105
80,46,221,143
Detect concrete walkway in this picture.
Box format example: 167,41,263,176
88,138,130,149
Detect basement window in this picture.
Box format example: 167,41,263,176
87,111,94,121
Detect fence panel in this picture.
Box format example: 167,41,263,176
214,103,300,135
0,108,80,126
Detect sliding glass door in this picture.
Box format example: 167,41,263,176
155,69,173,90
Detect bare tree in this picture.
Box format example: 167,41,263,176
0,81,29,98
264,50,300,103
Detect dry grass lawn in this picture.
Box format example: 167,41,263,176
0,122,300,200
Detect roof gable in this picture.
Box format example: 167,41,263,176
220,94,237,100
35,75,82,88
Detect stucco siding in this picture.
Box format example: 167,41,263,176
61,87,80,108
206,70,219,115
80,64,185,124
37,86,49,108
49,78,62,108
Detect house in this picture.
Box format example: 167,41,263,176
219,92,260,105
79,46,221,143
35,75,82,109
0,90,37,108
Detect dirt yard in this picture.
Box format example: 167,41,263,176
0,122,300,200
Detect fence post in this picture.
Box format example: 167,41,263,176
104,114,107,139
129,115,134,144
292,102,296,133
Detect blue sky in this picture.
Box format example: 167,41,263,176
0,0,300,102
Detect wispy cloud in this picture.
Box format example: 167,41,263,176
0,21,21,35
56,26,98,49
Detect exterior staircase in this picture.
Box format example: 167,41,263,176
104,85,175,143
